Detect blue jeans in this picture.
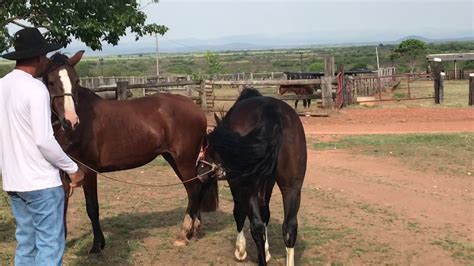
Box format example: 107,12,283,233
8,186,65,266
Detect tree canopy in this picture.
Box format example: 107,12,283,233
394,39,427,73
0,0,168,53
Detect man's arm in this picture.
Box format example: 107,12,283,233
29,86,79,174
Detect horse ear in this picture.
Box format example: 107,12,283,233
68,50,85,66
214,113,222,126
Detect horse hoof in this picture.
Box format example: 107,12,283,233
89,246,102,254
173,238,189,247
234,249,247,261
266,251,271,263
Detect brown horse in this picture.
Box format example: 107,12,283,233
278,84,314,109
44,51,218,253
201,88,306,266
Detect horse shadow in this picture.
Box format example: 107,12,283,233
66,207,232,264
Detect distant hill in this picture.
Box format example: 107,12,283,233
63,32,474,56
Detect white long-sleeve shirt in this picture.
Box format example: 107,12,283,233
0,69,78,192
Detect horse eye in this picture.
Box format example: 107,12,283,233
48,82,54,86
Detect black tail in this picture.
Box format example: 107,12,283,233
209,103,282,183
199,178,219,212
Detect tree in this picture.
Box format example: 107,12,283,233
394,39,427,73
204,51,222,75
0,0,168,53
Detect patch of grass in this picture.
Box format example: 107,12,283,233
311,133,474,176
145,156,171,168
407,221,421,232
0,182,15,265
300,223,354,247
393,92,407,99
433,239,474,263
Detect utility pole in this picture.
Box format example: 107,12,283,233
375,46,380,76
155,34,160,76
299,52,303,72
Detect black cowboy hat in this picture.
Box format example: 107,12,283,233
0,28,63,60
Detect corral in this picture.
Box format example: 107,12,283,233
1,80,472,264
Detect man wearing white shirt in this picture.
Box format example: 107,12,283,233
0,28,84,265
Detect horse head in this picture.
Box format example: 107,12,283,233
44,50,84,130
278,85,287,95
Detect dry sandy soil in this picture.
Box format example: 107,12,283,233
1,107,473,265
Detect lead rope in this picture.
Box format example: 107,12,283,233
65,154,219,198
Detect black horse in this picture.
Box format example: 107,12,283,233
202,88,306,266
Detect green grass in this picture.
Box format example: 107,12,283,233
433,239,474,263
0,185,15,265
312,133,474,176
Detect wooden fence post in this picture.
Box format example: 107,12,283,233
439,72,445,104
324,56,335,77
432,61,441,104
116,81,129,100
407,74,411,99
322,76,333,108
469,73,474,106
200,80,208,112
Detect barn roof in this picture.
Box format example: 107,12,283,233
426,53,474,62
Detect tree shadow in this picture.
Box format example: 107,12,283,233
66,207,232,265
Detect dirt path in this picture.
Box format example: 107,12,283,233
302,149,473,265
2,107,472,265
302,108,474,135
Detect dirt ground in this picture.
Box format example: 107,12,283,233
70,109,474,265
1,107,473,265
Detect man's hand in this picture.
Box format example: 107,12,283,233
68,168,85,188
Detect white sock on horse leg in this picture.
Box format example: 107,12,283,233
234,230,247,261
286,247,294,266
265,225,271,262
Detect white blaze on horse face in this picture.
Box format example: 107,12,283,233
286,247,295,266
58,69,79,127
265,226,271,262
234,230,247,261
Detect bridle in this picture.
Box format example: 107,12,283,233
50,92,78,129
46,63,79,129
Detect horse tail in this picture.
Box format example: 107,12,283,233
209,101,283,183
199,137,219,212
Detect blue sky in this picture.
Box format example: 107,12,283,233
143,0,473,41
4,0,474,54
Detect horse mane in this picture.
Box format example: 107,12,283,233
235,88,262,103
208,99,282,183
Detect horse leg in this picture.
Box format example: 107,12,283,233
83,172,105,253
308,99,311,109
248,195,267,266
233,200,247,261
63,182,70,239
294,100,298,109
163,153,201,246
60,172,71,239
261,179,275,263
281,188,302,266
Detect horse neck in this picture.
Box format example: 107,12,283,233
77,86,102,105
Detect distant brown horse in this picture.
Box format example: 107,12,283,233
44,51,218,253
278,84,314,109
